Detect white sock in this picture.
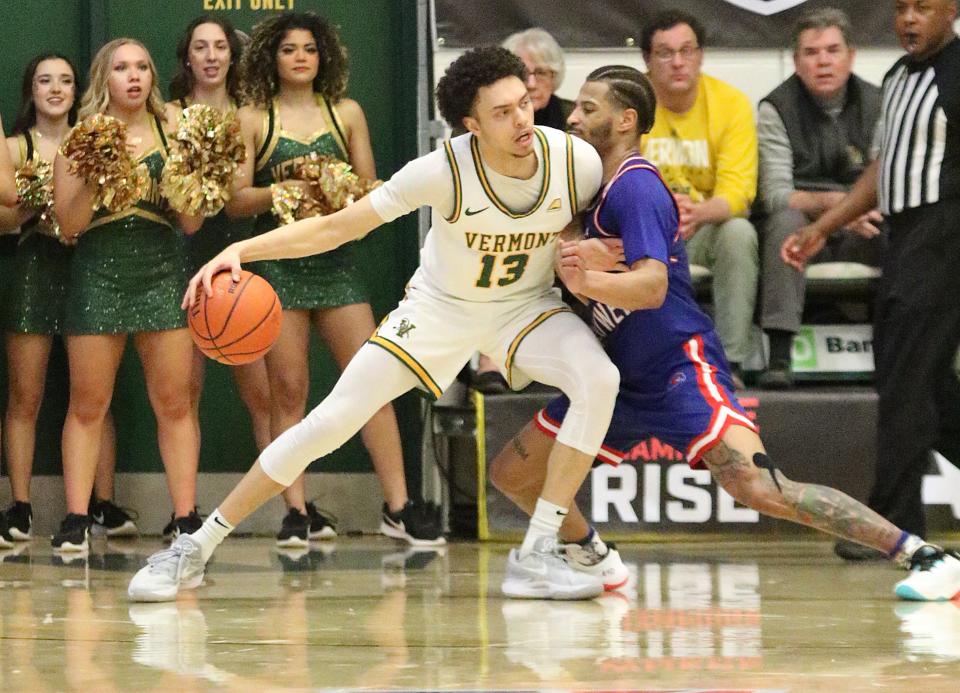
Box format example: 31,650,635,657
192,509,234,562
891,532,928,567
520,498,567,557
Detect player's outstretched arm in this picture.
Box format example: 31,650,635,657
183,197,384,307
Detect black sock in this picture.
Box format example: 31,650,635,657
766,329,794,364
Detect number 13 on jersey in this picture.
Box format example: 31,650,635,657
475,253,530,288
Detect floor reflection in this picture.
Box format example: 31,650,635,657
0,537,957,690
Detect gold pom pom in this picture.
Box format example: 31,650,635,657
59,113,147,214
269,152,381,223
15,158,64,242
160,104,247,217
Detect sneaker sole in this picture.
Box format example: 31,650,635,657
379,520,446,547
128,573,204,603
276,536,309,549
53,540,89,552
92,521,139,537
501,578,602,601
895,583,960,601
308,527,337,540
0,537,14,549
8,528,31,541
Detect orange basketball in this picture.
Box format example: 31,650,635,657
188,270,282,365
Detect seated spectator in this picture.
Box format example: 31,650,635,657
502,27,573,130
639,10,759,388
757,7,884,389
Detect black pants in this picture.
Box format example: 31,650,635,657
869,199,960,537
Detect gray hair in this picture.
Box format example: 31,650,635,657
502,27,566,89
791,7,853,53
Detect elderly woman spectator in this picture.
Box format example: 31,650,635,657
503,28,573,131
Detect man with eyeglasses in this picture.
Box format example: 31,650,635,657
640,10,759,389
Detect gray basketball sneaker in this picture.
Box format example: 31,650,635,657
128,534,206,602
501,536,603,600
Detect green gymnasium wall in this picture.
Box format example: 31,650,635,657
0,0,423,479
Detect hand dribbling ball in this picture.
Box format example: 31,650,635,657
188,270,282,365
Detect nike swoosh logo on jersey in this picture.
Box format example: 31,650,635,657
464,206,489,216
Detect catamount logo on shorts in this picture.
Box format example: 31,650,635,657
721,0,808,15
395,318,416,339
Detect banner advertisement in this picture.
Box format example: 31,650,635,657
792,324,874,374
436,0,898,50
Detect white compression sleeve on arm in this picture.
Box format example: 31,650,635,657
258,343,420,487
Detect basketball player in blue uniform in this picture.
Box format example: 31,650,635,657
489,66,960,601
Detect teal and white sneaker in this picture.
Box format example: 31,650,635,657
128,534,205,602
895,545,960,601
501,537,603,600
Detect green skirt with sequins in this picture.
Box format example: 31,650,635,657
186,211,254,274
4,231,72,335
65,215,188,334
251,214,368,310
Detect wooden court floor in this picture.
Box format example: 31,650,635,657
1,536,958,692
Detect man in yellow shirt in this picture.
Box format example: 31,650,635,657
640,10,759,386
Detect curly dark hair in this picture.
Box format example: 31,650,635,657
12,53,81,134
169,15,243,103
639,10,706,55
240,11,348,107
435,46,525,129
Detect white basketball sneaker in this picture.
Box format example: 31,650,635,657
561,536,630,591
894,545,960,601
128,534,206,602
501,536,603,600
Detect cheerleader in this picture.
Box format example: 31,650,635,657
0,54,136,544
164,15,271,538
52,39,203,551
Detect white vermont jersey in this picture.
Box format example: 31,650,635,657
417,127,581,302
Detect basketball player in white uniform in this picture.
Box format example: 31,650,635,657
129,46,620,602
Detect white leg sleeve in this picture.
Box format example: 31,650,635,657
510,312,619,456
259,343,420,487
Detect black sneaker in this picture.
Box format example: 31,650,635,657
162,507,202,538
52,514,92,552
380,499,446,547
276,508,309,548
0,513,13,549
757,358,793,390
305,502,337,540
170,511,203,540
834,538,886,561
90,499,139,537
5,501,32,541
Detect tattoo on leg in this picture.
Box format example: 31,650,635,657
704,442,901,554
511,436,530,461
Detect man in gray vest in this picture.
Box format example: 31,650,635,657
757,7,884,388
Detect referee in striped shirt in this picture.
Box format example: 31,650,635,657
783,0,959,560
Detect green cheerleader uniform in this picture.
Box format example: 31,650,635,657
177,98,254,273
64,117,188,334
251,95,367,310
4,131,73,334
